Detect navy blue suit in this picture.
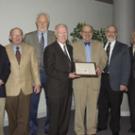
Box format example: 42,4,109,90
98,41,130,134
0,44,10,97
128,46,135,130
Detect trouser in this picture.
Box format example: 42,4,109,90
73,78,100,135
98,74,123,133
128,78,135,129
29,68,49,134
0,98,5,135
6,91,31,135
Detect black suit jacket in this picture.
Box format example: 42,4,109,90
108,41,130,91
44,41,73,97
129,46,135,79
0,45,10,97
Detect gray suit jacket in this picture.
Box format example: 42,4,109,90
24,30,56,68
108,41,130,91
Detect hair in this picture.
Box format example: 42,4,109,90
36,12,50,24
54,23,68,35
81,24,94,33
106,25,118,33
9,27,23,42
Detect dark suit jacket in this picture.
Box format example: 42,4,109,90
44,41,73,97
24,30,56,64
108,41,130,91
128,46,135,79
0,45,10,97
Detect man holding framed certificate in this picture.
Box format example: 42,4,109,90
72,24,107,135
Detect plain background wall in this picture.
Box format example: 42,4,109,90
0,0,113,125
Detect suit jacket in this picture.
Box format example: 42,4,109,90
5,43,40,96
72,40,107,91
0,45,10,97
108,41,130,91
44,41,73,97
24,30,56,68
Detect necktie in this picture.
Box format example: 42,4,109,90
106,42,111,58
16,46,21,64
40,33,44,47
63,45,71,61
84,42,90,46
63,45,68,57
104,42,111,73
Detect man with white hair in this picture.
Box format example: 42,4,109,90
24,12,56,135
44,24,78,135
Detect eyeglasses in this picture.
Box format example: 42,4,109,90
82,31,93,34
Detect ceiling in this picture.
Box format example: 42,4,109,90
95,0,113,4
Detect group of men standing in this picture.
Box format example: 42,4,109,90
0,12,135,135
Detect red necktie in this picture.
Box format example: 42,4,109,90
16,47,21,64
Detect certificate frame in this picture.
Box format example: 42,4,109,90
75,62,97,77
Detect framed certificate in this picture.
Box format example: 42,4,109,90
75,62,97,77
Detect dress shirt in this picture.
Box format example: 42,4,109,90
58,41,71,60
37,31,48,48
84,42,91,63
133,44,135,55
104,40,116,64
12,45,22,54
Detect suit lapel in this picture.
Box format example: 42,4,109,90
20,43,26,66
90,41,95,62
8,44,19,66
56,42,71,62
33,31,41,47
110,41,121,63
48,31,53,45
80,41,87,62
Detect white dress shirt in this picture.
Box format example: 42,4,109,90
104,40,116,64
58,41,71,60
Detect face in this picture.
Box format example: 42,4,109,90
55,25,68,44
10,28,23,45
36,15,49,32
80,26,93,42
106,26,117,42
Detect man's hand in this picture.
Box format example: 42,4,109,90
0,79,4,86
33,85,41,94
96,66,102,76
120,84,128,92
69,72,80,79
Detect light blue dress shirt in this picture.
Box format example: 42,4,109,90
84,42,91,62
37,31,48,48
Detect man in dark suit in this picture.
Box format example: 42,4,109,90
0,44,10,135
128,32,135,133
98,25,130,135
24,12,56,135
44,24,78,135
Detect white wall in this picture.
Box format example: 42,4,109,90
0,0,113,44
1,0,113,125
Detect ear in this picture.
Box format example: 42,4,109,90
9,36,12,43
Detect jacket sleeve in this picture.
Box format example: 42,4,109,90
0,47,10,83
120,47,131,85
44,46,69,80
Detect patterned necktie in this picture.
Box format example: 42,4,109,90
16,46,21,64
40,33,44,47
63,45,68,56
